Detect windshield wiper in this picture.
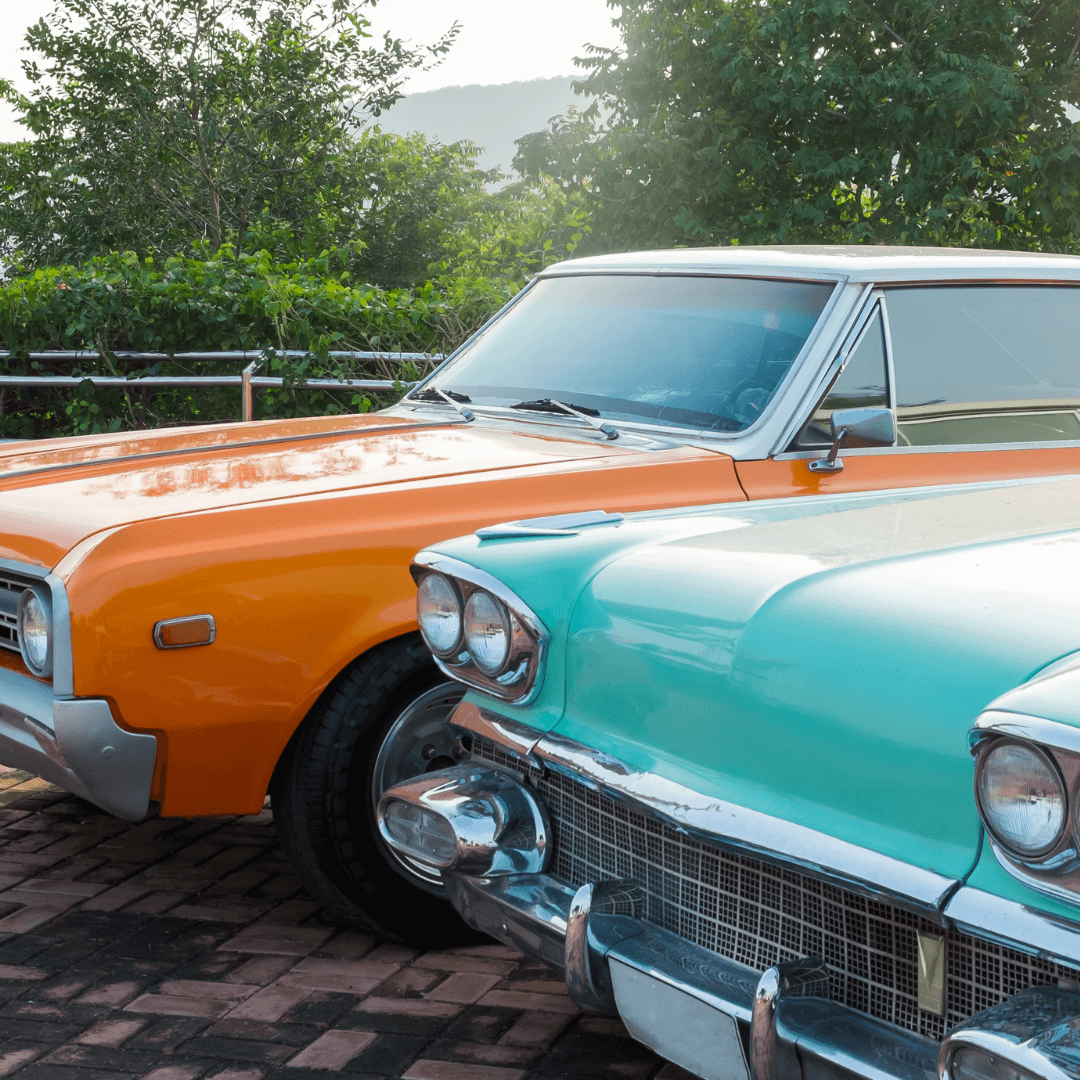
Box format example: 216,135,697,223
510,398,618,440
409,386,474,421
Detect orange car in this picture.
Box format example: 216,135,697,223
2,246,1079,942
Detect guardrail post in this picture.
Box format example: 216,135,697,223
241,359,262,422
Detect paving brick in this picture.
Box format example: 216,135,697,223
183,1037,297,1065
156,981,259,1001
123,891,189,916
0,1048,43,1078
126,1016,212,1052
427,973,503,1004
285,1030,377,1070
82,886,154,913
224,986,311,1022
355,996,464,1018
414,954,517,977
0,962,47,979
251,901,319,927
426,1042,534,1068
125,994,234,1020
138,1069,206,1080
77,981,144,1007
402,1060,525,1080
41,1045,161,1071
217,927,333,956
224,956,295,986
498,1011,574,1048
0,906,69,933
203,1070,264,1080
76,1017,151,1047
170,904,270,923
14,877,109,898
477,990,579,1014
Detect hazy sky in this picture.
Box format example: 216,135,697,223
0,0,620,141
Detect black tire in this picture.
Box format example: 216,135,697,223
274,634,482,946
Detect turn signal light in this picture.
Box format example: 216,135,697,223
154,615,217,649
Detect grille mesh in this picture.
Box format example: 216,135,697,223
466,735,1080,1042
0,575,36,656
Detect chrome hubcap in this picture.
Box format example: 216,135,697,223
371,682,465,887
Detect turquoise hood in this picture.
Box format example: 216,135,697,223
430,477,1080,885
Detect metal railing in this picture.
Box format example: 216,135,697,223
0,350,440,421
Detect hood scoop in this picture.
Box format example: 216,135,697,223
476,509,624,540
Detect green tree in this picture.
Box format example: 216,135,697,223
0,0,458,267
516,0,1080,250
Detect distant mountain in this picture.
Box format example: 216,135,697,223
376,76,583,178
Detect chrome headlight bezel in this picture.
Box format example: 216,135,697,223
974,737,1067,860
411,552,549,704
415,571,464,658
17,585,54,678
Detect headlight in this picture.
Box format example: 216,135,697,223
463,589,510,675
18,587,53,678
976,740,1066,858
416,572,462,656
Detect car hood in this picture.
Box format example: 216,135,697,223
0,413,644,569
432,476,1080,884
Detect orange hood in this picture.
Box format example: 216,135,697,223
0,413,641,568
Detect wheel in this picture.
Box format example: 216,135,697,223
273,634,482,945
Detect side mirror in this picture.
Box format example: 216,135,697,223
808,407,895,474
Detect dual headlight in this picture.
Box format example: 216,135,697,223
975,738,1069,861
17,586,53,678
411,554,548,702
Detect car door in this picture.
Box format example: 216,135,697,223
735,282,1080,497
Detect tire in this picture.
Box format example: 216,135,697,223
274,634,482,946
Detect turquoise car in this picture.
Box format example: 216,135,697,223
383,475,1080,1080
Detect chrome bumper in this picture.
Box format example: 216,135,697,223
446,871,1080,1080
0,664,157,820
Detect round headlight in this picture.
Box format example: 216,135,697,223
416,573,462,656
977,740,1066,859
464,589,511,675
18,588,53,677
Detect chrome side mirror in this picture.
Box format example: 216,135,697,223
809,407,895,474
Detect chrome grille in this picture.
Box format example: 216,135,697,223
466,736,1080,1042
0,575,29,655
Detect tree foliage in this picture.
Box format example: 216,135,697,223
516,0,1080,250
0,0,459,269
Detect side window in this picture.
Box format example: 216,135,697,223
795,307,889,448
885,286,1080,446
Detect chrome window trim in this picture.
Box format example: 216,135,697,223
880,291,898,412
773,440,1080,459
771,283,878,456
412,552,550,704
454,704,956,915
410,271,857,454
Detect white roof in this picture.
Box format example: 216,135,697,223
541,244,1080,283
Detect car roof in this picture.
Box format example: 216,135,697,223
539,245,1080,284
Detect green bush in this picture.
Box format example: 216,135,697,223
0,250,516,438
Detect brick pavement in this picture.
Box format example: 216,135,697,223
0,766,694,1080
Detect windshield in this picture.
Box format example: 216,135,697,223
419,274,835,432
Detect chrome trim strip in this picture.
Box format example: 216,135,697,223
972,709,1080,757
448,701,544,768
46,573,73,697
944,886,1080,968
533,730,956,913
